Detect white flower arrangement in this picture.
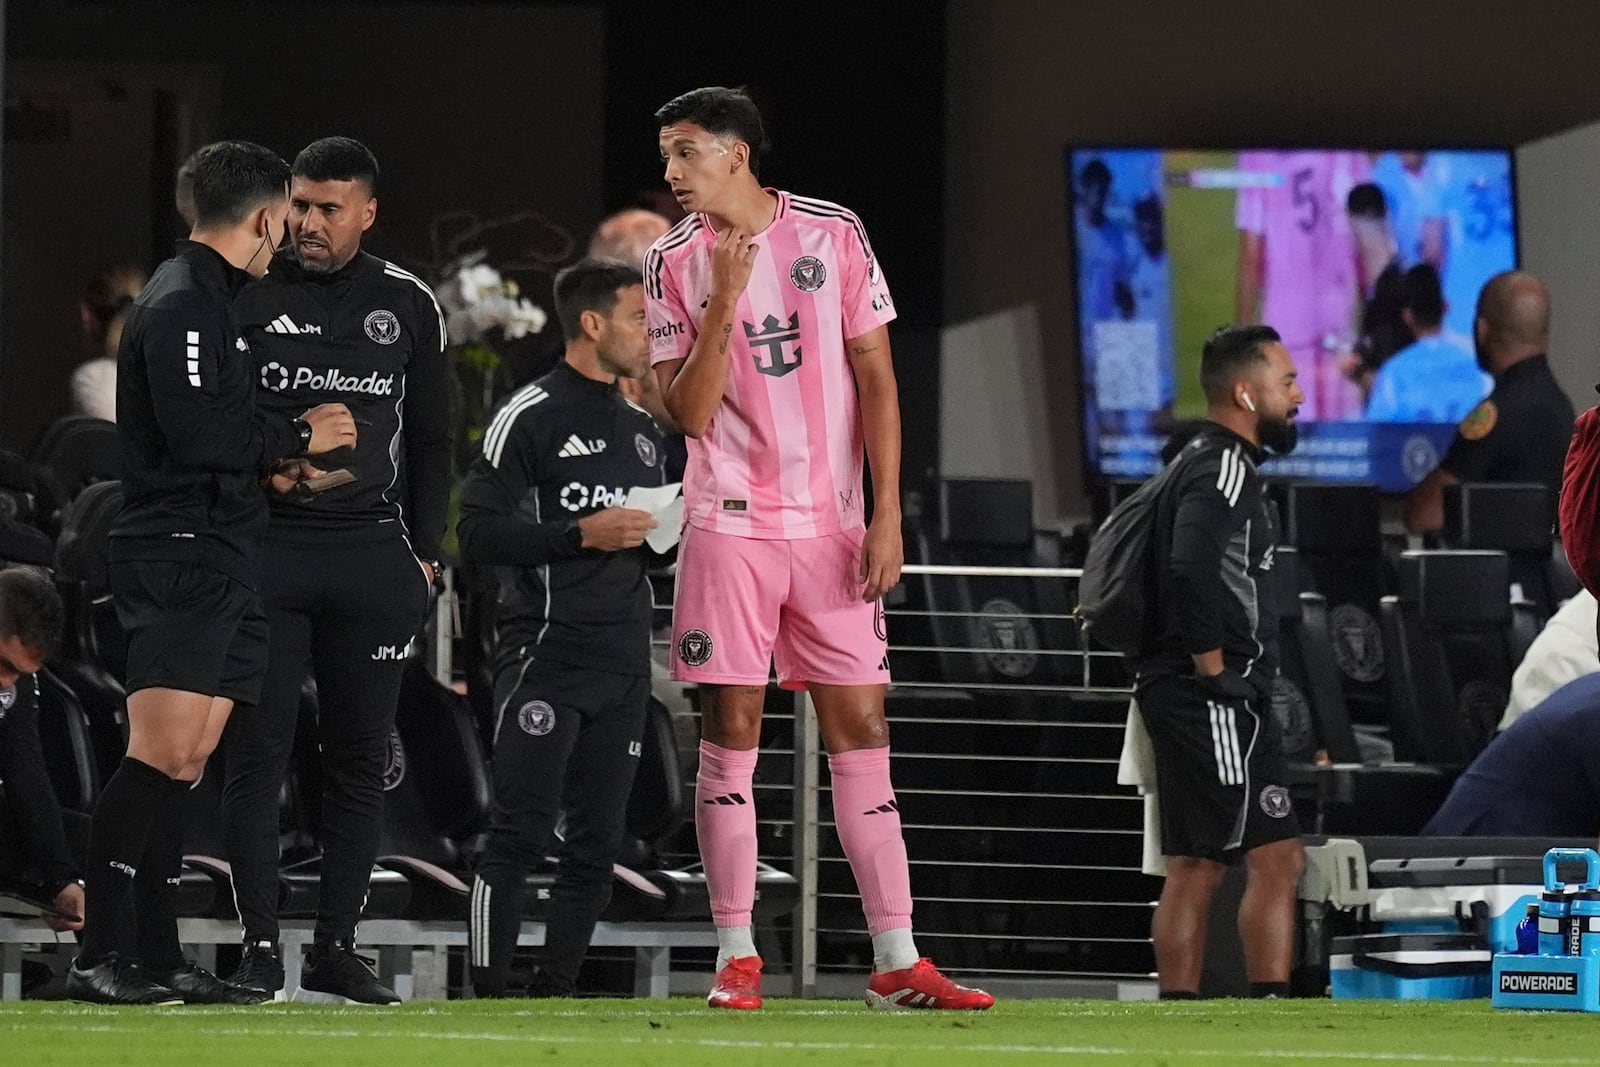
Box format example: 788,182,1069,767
437,252,547,345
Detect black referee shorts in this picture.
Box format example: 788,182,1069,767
111,559,269,706
1135,673,1300,862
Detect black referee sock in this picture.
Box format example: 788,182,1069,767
1159,990,1202,1000
78,757,171,965
134,775,193,974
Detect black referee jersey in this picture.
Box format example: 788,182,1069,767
109,241,304,586
235,251,452,562
457,362,667,677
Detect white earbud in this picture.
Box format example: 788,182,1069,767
1242,393,1256,412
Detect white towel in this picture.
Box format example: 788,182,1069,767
1116,698,1168,876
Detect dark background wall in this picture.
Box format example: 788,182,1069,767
946,0,1600,520
602,3,945,494
4,0,605,450
3,0,948,494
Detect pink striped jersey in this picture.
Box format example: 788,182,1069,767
1235,150,1368,354
644,190,895,539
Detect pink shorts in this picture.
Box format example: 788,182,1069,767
670,525,890,689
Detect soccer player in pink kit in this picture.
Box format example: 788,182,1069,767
645,86,993,1012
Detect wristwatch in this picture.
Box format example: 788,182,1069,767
564,518,585,552
291,417,313,455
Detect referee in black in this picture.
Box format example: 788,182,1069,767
220,138,451,1005
70,141,356,1005
460,259,665,997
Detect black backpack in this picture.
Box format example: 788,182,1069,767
1077,446,1199,657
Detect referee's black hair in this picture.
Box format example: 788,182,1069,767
655,86,770,176
1200,324,1282,405
0,566,64,657
293,136,380,195
554,258,645,341
187,141,290,230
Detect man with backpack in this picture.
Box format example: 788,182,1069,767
1112,325,1306,999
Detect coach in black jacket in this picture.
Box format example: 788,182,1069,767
222,138,451,1005
72,142,356,1007
1131,325,1306,1001
458,259,665,998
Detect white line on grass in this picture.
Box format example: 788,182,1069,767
0,1020,1592,1064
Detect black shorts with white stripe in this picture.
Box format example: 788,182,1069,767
1134,673,1300,861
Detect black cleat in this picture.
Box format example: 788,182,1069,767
66,953,183,1006
154,960,273,1005
228,941,285,1002
292,940,400,1005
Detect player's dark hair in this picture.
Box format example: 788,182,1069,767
554,258,644,341
655,86,770,175
1400,263,1446,329
1200,324,1281,404
1346,182,1387,220
188,140,290,230
0,566,64,658
1079,159,1111,190
293,136,380,194
1133,194,1162,223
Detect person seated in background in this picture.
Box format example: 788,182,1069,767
70,264,148,423
1498,589,1599,732
0,567,80,932
1364,264,1487,424
1425,672,1600,837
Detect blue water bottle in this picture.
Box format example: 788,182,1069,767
1517,902,1540,954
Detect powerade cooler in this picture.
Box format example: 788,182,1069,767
1492,848,1600,1011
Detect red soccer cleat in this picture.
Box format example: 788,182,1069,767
865,958,995,1011
707,954,763,1009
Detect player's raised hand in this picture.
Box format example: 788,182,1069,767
578,507,658,552
709,228,758,302
301,402,358,454
859,515,904,602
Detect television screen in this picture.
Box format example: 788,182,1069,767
1066,147,1517,490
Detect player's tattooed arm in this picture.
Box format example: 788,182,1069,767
718,322,732,355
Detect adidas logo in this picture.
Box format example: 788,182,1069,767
864,800,899,815
558,434,607,458
702,792,747,806
264,315,322,335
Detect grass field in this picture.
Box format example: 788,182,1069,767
3,997,1597,1066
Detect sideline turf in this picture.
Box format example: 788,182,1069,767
0,998,1590,1066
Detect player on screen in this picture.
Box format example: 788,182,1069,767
1370,151,1446,271
1365,264,1488,423
1075,159,1132,323
1437,153,1516,340
1234,150,1368,420
644,86,993,1013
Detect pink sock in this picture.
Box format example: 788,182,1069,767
695,740,760,928
829,747,913,935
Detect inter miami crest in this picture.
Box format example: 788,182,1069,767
518,700,556,737
364,309,401,345
1258,784,1292,819
635,432,658,468
789,255,826,293
678,629,713,667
